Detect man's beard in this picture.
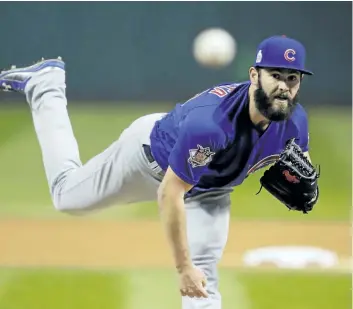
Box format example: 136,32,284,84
254,80,299,121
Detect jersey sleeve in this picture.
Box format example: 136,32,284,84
168,113,224,185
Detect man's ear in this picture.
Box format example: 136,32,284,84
249,66,259,85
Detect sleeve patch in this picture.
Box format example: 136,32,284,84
188,144,215,168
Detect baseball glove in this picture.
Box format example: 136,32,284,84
257,138,320,214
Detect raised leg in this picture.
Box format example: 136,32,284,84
0,59,163,214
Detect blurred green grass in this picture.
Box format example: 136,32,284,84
0,267,350,309
0,104,351,220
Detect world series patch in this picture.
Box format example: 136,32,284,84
188,144,215,168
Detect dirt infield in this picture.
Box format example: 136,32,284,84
0,219,351,271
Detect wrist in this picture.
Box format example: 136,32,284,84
176,262,193,273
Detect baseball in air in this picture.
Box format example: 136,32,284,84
192,28,237,68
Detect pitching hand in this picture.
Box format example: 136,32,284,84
178,266,208,298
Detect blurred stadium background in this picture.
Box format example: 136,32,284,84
0,2,351,309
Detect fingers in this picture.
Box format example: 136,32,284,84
180,289,187,297
196,286,208,298
180,285,208,298
179,268,208,298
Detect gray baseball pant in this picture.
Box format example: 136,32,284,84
25,67,231,309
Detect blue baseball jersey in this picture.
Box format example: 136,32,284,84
150,81,309,197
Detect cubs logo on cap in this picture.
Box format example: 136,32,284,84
284,49,296,62
254,35,313,75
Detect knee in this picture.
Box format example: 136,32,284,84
192,253,218,274
52,196,88,216
189,237,225,266
48,170,98,215
51,187,105,216
51,181,91,216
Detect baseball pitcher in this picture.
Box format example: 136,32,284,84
0,35,320,309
